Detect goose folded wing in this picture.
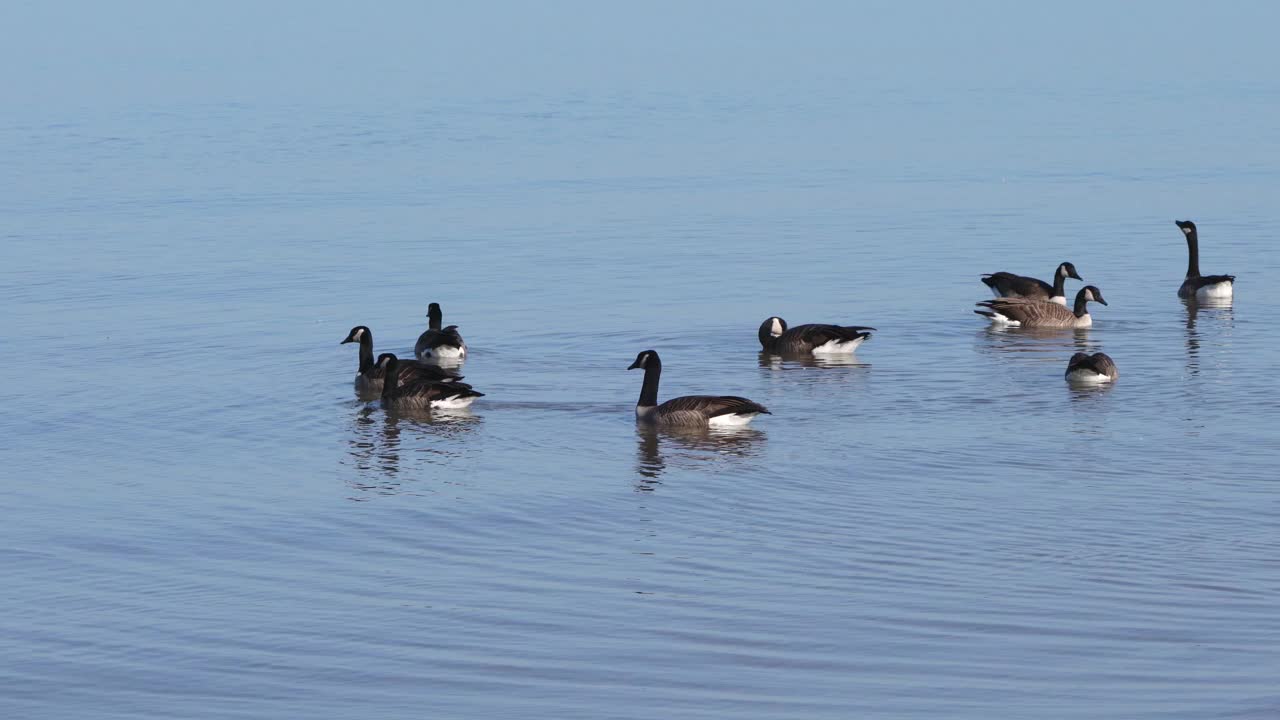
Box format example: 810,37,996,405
977,298,1073,323
1191,274,1236,287
1088,354,1118,377
982,272,1051,296
789,324,875,345
658,395,770,418
397,361,463,384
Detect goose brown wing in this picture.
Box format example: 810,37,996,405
976,297,1074,324
785,324,876,346
399,377,484,401
658,395,770,419
397,361,463,384
1188,274,1236,289
1085,353,1118,378
981,272,1053,299
415,326,465,354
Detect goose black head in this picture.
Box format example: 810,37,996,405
1175,220,1197,237
1058,262,1082,281
341,326,370,345
1067,352,1091,366
757,317,786,348
628,350,660,370
1082,285,1108,306
375,352,398,370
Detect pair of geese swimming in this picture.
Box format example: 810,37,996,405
341,221,1233,422
976,219,1235,383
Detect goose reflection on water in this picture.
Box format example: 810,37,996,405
342,405,481,497
634,425,766,488
977,324,1101,358
758,351,870,370
1183,297,1234,378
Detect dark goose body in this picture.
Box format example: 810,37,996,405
415,303,468,361
981,262,1081,305
627,350,769,427
1175,220,1235,300
377,353,483,409
975,285,1108,329
1065,352,1119,383
341,326,463,396
758,317,875,354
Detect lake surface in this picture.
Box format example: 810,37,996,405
4,5,1280,718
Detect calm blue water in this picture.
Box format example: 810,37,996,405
4,3,1280,718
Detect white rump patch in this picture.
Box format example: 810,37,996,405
811,337,865,354
708,412,758,427
432,395,477,409
1067,369,1113,384
1196,281,1233,299
986,312,1019,327
425,345,466,359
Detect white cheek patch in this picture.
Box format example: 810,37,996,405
1182,227,1191,234
770,318,783,336
355,328,365,339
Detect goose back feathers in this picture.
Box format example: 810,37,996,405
628,350,769,427
341,326,463,395
975,286,1108,328
1065,352,1118,384
758,317,875,354
1176,221,1235,300
377,353,483,409
415,302,468,361
981,262,1081,305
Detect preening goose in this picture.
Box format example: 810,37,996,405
1065,352,1118,384
981,262,1082,305
758,317,875,354
975,286,1108,328
377,353,484,409
627,350,770,427
1175,221,1235,300
415,302,468,361
341,326,463,395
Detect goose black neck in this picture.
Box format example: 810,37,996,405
1185,230,1201,278
380,359,401,400
758,325,776,352
1073,291,1090,317
1051,268,1067,297
428,305,442,331
357,333,375,374
638,359,662,407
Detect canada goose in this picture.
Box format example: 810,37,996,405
1065,352,1118,384
415,302,467,361
981,262,1082,305
341,326,463,395
975,285,1108,328
377,353,484,409
1175,221,1235,300
758,317,875,354
627,350,770,427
